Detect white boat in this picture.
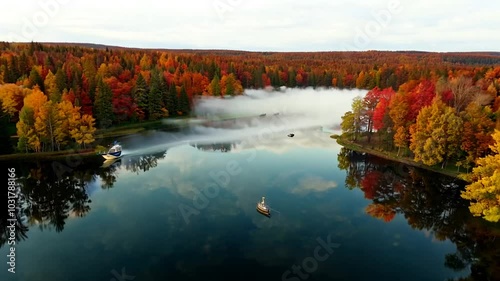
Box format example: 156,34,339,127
102,142,122,160
256,196,271,217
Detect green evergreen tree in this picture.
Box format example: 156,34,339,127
159,74,171,115
209,74,221,96
94,78,113,128
225,75,235,96
167,83,179,116
179,85,190,115
288,69,296,88
133,73,149,119
7,56,19,83
29,68,44,92
0,100,13,154
55,67,67,97
18,52,29,77
148,70,164,120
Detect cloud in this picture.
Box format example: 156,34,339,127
290,176,338,195
1,0,498,51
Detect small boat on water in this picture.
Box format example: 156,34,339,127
259,113,267,117
288,133,295,137
102,141,122,160
256,197,271,217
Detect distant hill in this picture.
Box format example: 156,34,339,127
8,41,500,58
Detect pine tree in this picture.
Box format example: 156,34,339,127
29,68,44,92
94,78,113,128
55,67,67,97
148,70,164,120
167,83,179,116
179,85,190,115
133,73,149,120
0,100,13,154
209,74,221,96
159,73,170,115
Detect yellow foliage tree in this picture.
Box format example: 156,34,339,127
70,114,96,149
54,100,81,150
16,88,47,152
410,98,463,167
394,126,408,156
220,74,243,96
461,130,500,222
23,87,47,118
34,100,57,151
0,84,31,118
208,74,221,96
44,70,59,101
16,108,35,152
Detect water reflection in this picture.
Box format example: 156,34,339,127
191,142,233,152
1,144,499,280
337,147,500,280
0,150,167,248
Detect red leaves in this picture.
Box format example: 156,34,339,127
373,98,390,131
365,87,395,131
361,170,383,199
407,80,436,121
365,204,396,223
104,77,134,121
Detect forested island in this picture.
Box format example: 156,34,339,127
1,42,499,222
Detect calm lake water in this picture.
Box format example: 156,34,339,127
1,88,499,281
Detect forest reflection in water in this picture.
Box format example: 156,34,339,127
0,150,167,246
337,147,500,280
1,145,499,280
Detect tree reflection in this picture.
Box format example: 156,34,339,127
192,142,233,152
337,148,500,280
0,150,167,249
122,150,167,174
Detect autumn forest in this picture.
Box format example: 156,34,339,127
0,42,500,221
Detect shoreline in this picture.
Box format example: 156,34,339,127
0,149,102,161
0,120,165,161
333,136,468,181
0,115,257,161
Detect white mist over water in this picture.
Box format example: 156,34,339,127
119,88,367,155
195,87,366,125
191,87,366,138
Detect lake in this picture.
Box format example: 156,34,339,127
1,88,498,281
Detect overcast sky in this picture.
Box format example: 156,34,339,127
1,0,498,52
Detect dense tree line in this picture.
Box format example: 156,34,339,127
1,42,500,154
340,71,500,222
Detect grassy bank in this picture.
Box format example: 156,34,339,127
0,119,169,161
95,120,165,138
333,135,467,181
0,148,102,161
